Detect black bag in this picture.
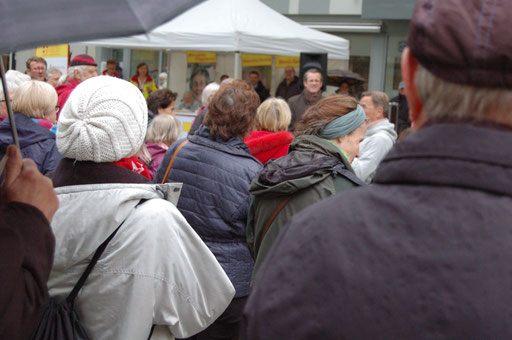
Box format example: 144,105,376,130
31,222,124,340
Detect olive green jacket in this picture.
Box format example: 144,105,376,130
247,135,365,280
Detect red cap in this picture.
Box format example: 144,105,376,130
70,54,97,67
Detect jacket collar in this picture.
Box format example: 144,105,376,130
373,123,512,196
49,158,151,188
189,124,259,161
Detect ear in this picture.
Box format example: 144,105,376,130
73,69,82,82
401,48,425,128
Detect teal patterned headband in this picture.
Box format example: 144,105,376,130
320,104,366,139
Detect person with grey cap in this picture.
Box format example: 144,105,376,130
241,0,512,338
247,95,366,280
46,76,235,340
391,81,410,134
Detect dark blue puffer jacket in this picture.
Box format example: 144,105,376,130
0,113,62,175
155,125,262,298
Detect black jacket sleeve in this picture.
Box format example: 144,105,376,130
0,202,55,339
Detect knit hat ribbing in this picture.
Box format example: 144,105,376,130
57,76,148,162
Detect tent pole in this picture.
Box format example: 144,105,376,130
234,51,241,79
158,50,163,87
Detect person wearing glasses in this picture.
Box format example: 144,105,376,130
25,56,47,81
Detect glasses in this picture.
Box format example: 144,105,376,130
31,67,46,71
55,106,61,113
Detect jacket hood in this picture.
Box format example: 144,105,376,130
245,131,294,155
250,135,352,196
52,182,182,270
0,113,55,149
366,119,398,139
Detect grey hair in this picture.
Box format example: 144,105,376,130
201,82,220,106
47,67,62,77
415,64,512,123
145,114,181,145
303,68,322,82
1,70,30,97
361,91,389,117
68,65,86,79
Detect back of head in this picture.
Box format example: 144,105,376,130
146,114,180,145
2,70,31,97
204,79,260,140
57,76,147,162
201,82,220,106
255,98,291,132
12,80,57,118
295,95,359,136
408,0,512,125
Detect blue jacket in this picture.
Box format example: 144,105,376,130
155,125,262,298
0,113,62,175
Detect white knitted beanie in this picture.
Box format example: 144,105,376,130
57,76,148,162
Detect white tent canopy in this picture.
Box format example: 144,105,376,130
85,0,349,60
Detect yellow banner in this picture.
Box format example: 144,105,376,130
275,56,300,68
35,44,69,58
242,54,272,67
187,51,216,64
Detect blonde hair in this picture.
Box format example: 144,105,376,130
255,98,292,132
12,80,57,119
146,115,180,145
415,64,512,123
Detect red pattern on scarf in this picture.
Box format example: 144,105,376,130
113,156,151,179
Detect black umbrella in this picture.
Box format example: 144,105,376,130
0,0,204,147
327,69,366,87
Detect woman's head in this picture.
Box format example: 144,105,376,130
201,82,220,106
13,80,58,122
295,95,367,162
255,98,291,132
147,89,177,116
204,79,260,140
146,114,180,146
190,68,210,101
136,62,148,78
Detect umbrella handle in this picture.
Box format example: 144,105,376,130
0,58,20,149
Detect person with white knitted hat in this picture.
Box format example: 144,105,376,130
46,76,235,340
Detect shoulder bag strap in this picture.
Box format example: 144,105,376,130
254,196,292,255
160,140,189,184
66,200,146,305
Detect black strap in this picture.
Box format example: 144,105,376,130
66,200,146,304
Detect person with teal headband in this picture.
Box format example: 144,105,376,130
247,95,368,279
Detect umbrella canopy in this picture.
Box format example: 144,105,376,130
85,0,349,59
0,0,204,54
327,70,366,87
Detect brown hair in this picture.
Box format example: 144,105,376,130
106,59,117,66
295,95,359,136
147,89,177,115
204,79,260,140
26,56,47,70
361,91,389,118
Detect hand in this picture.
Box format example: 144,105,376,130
1,146,59,222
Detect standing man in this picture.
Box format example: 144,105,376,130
55,54,97,117
25,57,47,81
390,81,410,134
248,71,270,103
242,0,512,338
287,68,324,132
275,66,301,100
102,59,120,78
352,91,397,183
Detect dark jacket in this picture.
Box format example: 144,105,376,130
0,202,55,339
154,125,263,298
247,135,364,278
253,81,270,103
242,122,512,339
189,107,207,135
287,90,323,132
0,113,62,175
391,93,410,134
275,76,301,101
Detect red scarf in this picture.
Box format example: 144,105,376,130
113,156,151,179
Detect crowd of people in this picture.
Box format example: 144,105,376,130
2,0,512,338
